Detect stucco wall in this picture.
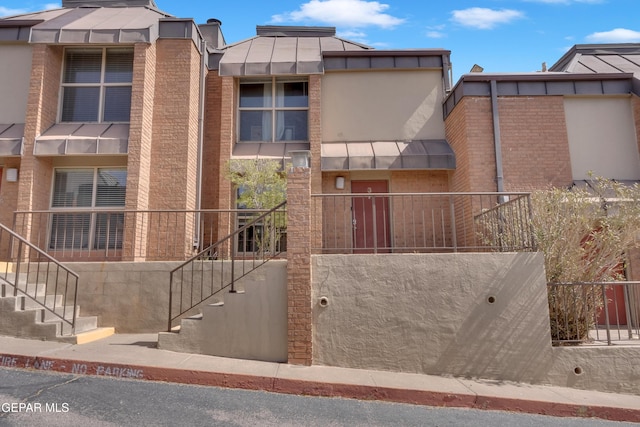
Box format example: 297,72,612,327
564,96,640,180
312,253,554,382
158,264,288,362
51,260,287,334
321,70,446,142
28,254,640,395
0,44,32,123
312,253,640,395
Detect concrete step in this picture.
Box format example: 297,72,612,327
56,327,115,345
1,284,109,343
1,279,48,299
0,296,61,340
19,294,64,311
0,262,13,273
38,304,79,322
45,315,98,336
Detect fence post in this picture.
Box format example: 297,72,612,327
449,194,457,252
601,283,612,345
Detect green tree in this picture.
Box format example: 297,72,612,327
227,159,287,255
227,159,286,209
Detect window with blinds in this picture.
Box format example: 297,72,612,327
60,48,133,123
49,168,127,250
238,78,309,142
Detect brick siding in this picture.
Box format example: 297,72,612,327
498,96,572,191
446,95,573,193
286,167,312,365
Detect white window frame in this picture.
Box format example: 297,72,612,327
237,77,309,143
59,47,133,123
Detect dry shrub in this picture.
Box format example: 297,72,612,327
532,178,640,343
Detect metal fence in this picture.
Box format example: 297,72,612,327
311,192,535,254
12,209,281,262
548,281,640,346
0,223,79,335
168,202,287,330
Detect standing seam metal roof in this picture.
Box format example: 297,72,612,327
218,34,372,76
0,6,172,44
550,44,640,78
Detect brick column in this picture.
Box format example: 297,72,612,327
286,166,312,365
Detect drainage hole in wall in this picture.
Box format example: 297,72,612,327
487,296,496,304
574,367,584,375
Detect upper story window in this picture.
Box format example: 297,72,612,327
238,78,308,142
60,48,133,123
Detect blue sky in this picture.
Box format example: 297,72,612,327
1,0,639,80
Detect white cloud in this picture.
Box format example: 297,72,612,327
272,0,405,29
0,3,60,17
426,31,445,39
586,28,640,43
425,24,446,39
0,7,28,17
337,30,367,39
451,8,524,30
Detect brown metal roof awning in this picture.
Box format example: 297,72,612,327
35,123,129,156
0,124,24,156
321,140,456,171
27,7,166,44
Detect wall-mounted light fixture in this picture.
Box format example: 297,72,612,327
289,150,311,169
335,176,345,190
6,168,18,182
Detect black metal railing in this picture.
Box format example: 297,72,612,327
167,202,287,331
0,222,79,335
312,192,535,254
13,209,282,261
548,281,640,346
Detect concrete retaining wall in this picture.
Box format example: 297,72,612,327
312,253,640,395
312,253,554,383
53,261,287,334
26,253,640,395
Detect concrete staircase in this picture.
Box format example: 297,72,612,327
158,262,288,362
0,267,114,344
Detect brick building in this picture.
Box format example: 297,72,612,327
2,0,639,261
1,1,640,370
0,0,224,260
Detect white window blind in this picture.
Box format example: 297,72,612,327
50,168,127,250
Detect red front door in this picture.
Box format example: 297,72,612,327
352,180,391,253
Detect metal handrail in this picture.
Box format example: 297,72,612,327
13,208,282,262
167,201,287,331
312,192,534,254
0,222,79,335
548,281,640,346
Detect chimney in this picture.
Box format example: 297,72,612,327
199,18,225,49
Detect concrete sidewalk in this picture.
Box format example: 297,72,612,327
1,334,639,423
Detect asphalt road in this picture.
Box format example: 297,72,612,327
0,367,635,427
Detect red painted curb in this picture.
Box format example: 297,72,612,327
1,352,639,423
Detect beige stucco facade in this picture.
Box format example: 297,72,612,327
564,96,640,180
14,246,640,395
312,253,553,382
321,70,446,142
0,44,31,123
311,253,640,396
